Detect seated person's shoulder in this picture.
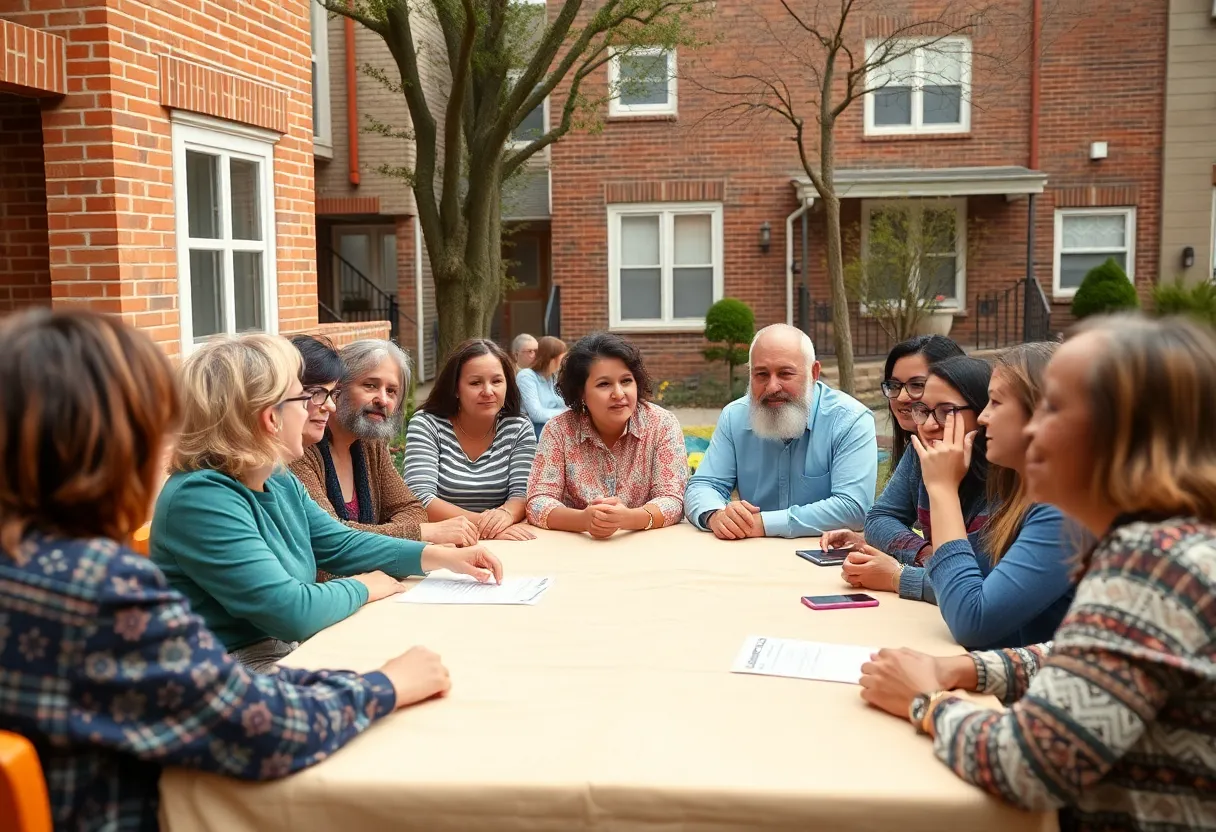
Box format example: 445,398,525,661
1102,517,1216,573
158,469,247,508
8,535,169,603
640,400,681,428
717,396,751,426
819,383,872,420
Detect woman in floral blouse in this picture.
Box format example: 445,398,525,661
859,314,1216,831
526,332,688,538
0,309,454,831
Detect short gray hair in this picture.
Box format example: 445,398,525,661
749,323,816,367
511,333,537,354
340,339,412,390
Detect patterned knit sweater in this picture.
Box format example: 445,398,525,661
929,516,1216,831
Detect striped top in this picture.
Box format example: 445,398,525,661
403,410,537,512
929,516,1216,830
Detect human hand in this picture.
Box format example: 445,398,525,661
820,529,864,551
476,507,514,541
420,516,479,547
421,543,504,584
840,545,901,592
493,523,536,541
586,498,630,538
378,646,451,709
858,648,957,720
911,411,974,492
707,500,762,540
350,570,406,603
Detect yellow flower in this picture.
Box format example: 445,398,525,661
688,452,704,471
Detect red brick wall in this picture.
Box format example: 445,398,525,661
3,0,317,356
0,93,51,314
548,0,1166,379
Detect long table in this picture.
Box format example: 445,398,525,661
159,525,1056,832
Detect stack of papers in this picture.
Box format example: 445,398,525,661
731,635,877,684
397,570,552,605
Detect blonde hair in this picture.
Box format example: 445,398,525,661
983,341,1058,564
173,333,302,479
1073,314,1216,525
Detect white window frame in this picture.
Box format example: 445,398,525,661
859,198,967,312
863,37,971,137
506,70,549,151
608,47,677,118
607,201,723,331
1210,188,1216,280
311,0,332,152
171,112,280,353
1051,207,1136,298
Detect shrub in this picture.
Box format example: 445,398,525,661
1070,258,1140,319
702,298,755,391
1152,278,1216,327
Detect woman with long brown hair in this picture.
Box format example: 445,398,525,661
0,310,454,831
860,314,1216,830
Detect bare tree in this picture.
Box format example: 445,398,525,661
323,0,713,360
690,0,1052,393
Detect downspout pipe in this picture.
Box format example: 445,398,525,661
345,9,360,186
785,194,815,326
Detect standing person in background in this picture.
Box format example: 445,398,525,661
512,333,538,370
0,309,456,831
526,333,688,538
290,338,478,552
404,339,538,541
860,315,1216,831
517,335,568,438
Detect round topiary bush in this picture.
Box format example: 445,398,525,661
1070,258,1140,320
704,298,755,345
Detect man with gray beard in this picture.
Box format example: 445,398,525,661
684,324,878,539
290,339,479,551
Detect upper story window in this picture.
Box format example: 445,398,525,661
1052,207,1136,297
608,47,677,117
311,0,332,151
508,71,548,148
171,114,279,351
864,38,970,136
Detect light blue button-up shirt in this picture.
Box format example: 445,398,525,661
684,381,878,538
517,367,568,438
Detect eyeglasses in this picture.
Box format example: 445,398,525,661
303,386,340,407
909,403,973,426
880,378,927,400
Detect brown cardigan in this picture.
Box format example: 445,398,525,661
290,440,428,540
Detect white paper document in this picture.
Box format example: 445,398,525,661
731,636,877,685
396,570,552,605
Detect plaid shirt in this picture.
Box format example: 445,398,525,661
0,533,397,831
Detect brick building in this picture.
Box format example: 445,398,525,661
0,0,384,357
538,0,1169,380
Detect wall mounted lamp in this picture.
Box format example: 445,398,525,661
1183,245,1196,270
759,221,771,254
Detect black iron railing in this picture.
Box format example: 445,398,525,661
322,247,406,343
544,284,561,339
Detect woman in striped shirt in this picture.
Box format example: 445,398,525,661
404,339,538,542
859,314,1216,831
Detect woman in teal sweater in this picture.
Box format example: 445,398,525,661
152,334,502,672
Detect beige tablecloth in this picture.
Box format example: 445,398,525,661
160,525,1055,832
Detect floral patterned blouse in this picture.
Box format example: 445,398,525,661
526,401,689,529
0,533,397,832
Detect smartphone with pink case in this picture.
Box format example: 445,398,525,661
801,593,879,610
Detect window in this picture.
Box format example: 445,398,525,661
1052,208,1136,296
608,47,676,117
171,114,279,350
864,38,970,136
860,199,966,309
507,71,547,148
311,0,332,149
607,202,722,329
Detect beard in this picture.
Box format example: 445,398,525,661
338,397,402,443
748,385,812,441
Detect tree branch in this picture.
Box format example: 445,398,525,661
440,0,478,240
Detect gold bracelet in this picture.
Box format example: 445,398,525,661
643,507,656,530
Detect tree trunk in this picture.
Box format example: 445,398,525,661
819,122,856,394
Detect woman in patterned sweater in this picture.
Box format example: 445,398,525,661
860,314,1216,831
0,310,455,831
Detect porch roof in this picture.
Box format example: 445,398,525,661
791,166,1048,202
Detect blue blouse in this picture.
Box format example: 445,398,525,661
517,367,567,436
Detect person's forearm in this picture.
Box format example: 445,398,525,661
942,654,980,691
925,484,967,547
543,506,590,533
425,498,482,522
624,507,653,531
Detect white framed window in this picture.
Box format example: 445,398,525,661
864,38,970,136
311,0,332,150
1210,188,1216,280
608,47,676,117
1052,207,1136,297
607,202,723,330
860,198,967,310
171,113,279,351
507,70,548,149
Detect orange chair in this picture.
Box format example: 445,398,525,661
129,522,152,557
0,731,52,832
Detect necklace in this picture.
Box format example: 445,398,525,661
454,415,495,440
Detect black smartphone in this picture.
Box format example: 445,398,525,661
795,548,851,566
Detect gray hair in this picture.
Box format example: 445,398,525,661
749,323,816,367
340,339,412,390
511,333,537,354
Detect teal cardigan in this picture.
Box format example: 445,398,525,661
151,469,426,651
